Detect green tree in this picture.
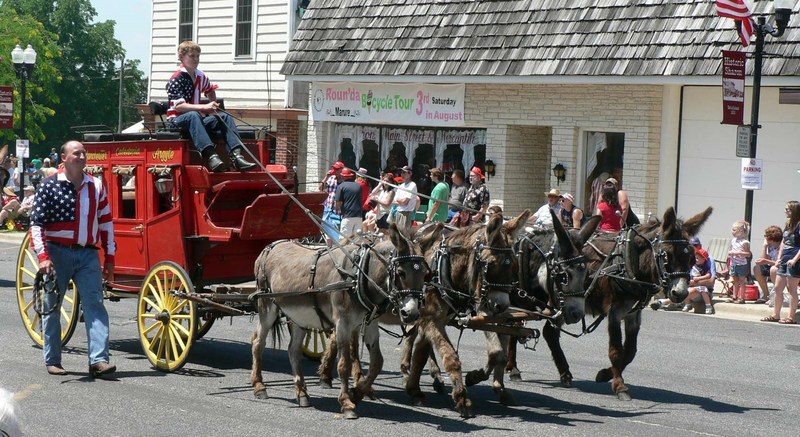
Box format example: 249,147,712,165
4,0,147,154
0,7,61,146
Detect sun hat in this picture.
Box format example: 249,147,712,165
695,248,709,260
340,168,355,178
605,177,619,187
332,161,345,170
356,167,368,176
561,193,574,203
469,166,484,180
3,187,17,197
23,185,35,192
544,188,561,197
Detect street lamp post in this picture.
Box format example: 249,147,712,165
743,1,794,239
11,44,37,193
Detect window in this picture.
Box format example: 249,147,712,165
235,0,253,57
179,0,194,43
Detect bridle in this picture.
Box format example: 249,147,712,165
516,231,587,313
355,243,428,319
429,234,517,315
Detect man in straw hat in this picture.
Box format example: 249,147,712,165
529,188,563,230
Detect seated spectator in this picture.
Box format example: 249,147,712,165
681,248,715,314
529,188,563,230
0,186,21,225
689,236,717,289
754,225,782,304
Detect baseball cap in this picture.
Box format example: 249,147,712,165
689,236,701,246
605,177,618,186
695,248,709,260
23,185,35,191
400,165,412,174
332,161,345,170
561,193,574,203
470,166,485,180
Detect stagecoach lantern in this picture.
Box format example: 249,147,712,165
155,175,173,195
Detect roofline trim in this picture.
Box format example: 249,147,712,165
287,75,800,87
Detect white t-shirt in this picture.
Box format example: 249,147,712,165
533,202,562,229
395,181,418,212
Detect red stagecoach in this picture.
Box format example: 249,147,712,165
16,122,328,371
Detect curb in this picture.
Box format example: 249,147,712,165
0,231,25,245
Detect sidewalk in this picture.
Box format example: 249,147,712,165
664,283,799,325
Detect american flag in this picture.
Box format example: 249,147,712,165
715,0,756,47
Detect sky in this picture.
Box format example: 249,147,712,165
91,0,152,74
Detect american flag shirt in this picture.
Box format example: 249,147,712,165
165,65,218,118
30,169,116,264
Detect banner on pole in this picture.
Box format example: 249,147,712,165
0,86,13,130
16,139,29,158
721,50,746,125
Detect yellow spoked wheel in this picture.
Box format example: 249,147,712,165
16,233,80,347
302,328,333,361
137,261,196,372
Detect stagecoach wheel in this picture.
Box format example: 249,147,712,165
301,328,332,361
194,313,216,340
16,232,80,347
137,261,196,372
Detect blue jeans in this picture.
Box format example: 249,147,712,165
170,111,243,152
321,207,341,242
43,243,110,366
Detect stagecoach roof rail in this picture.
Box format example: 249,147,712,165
71,124,115,134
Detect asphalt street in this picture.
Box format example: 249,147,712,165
1,235,799,437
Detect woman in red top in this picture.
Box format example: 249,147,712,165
596,180,623,231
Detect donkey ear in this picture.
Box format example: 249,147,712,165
388,223,405,250
682,206,713,237
661,207,677,231
578,214,602,245
551,209,571,250
416,222,444,253
503,209,532,240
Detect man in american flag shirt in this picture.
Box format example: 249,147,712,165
31,140,117,378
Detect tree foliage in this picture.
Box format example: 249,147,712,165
0,7,61,146
2,0,147,155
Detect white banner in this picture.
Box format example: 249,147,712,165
15,139,29,158
311,82,465,127
741,158,762,190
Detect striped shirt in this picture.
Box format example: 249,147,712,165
165,66,218,118
30,169,116,263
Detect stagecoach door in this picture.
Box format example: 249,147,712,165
111,165,148,277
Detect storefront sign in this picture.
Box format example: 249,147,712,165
0,86,13,130
741,158,762,190
721,50,746,126
311,82,465,127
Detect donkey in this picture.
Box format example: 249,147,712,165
503,210,602,382
404,211,531,413
510,207,711,400
250,223,427,419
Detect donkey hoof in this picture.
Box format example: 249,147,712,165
508,368,522,382
432,379,446,394
411,395,426,407
298,395,311,408
499,390,516,406
318,378,334,389
342,409,359,420
254,389,268,400
560,372,573,388
595,368,613,383
616,390,632,401
458,405,473,419
465,369,487,387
